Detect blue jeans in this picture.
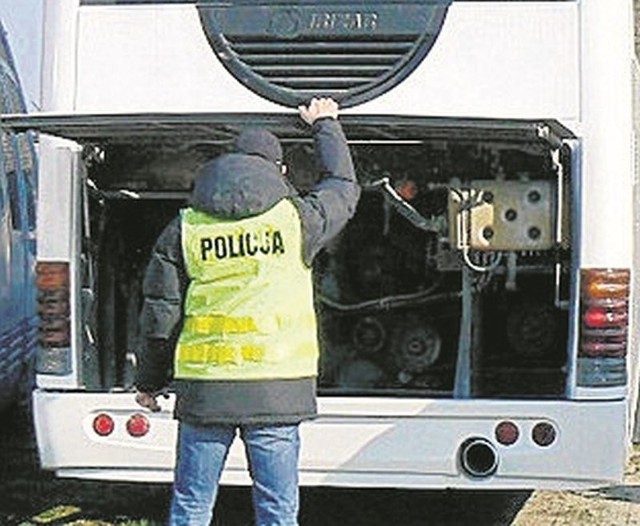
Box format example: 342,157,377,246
169,422,300,526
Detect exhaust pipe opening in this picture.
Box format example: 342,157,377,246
459,437,499,479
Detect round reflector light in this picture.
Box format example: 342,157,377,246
532,422,557,447
126,413,150,438
93,413,115,437
495,421,519,446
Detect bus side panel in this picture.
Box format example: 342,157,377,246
0,191,21,411
0,22,39,412
0,182,38,412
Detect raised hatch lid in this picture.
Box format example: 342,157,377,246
1,113,574,148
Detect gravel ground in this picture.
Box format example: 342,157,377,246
511,447,640,526
512,446,640,526
513,490,640,526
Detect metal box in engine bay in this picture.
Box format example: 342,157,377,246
448,181,556,251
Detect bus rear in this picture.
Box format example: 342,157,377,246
8,0,637,489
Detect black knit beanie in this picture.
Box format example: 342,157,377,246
234,127,283,165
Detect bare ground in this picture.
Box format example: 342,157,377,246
512,446,640,526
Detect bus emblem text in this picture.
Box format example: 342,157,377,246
309,12,379,32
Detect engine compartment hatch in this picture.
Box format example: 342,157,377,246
18,109,576,399
1,113,574,148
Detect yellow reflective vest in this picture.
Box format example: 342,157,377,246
175,199,319,381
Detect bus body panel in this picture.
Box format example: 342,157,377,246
33,390,625,489
579,0,635,268
34,135,83,390
36,137,78,260
66,3,580,119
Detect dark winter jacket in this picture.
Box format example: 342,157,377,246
135,118,360,425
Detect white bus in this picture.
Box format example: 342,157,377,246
4,0,638,490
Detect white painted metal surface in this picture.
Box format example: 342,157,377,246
45,2,581,120
34,390,626,489
579,0,635,268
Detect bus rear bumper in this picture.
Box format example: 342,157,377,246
33,390,627,490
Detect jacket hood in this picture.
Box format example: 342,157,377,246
189,153,291,219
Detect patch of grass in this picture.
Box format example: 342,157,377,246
58,520,162,526
30,505,82,524
40,519,161,526
18,510,163,526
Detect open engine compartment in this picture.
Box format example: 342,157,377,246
80,118,573,399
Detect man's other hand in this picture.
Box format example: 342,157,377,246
135,390,162,412
298,97,339,125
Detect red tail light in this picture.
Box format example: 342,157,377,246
494,421,519,446
36,262,72,375
579,268,629,358
126,414,150,438
36,262,71,348
583,303,628,329
36,262,70,290
577,268,629,388
93,413,115,437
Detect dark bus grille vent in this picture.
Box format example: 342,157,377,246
198,2,452,108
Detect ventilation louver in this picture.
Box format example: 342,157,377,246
198,1,452,108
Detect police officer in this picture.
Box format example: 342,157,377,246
135,97,360,526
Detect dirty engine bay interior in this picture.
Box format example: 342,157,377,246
82,120,572,399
